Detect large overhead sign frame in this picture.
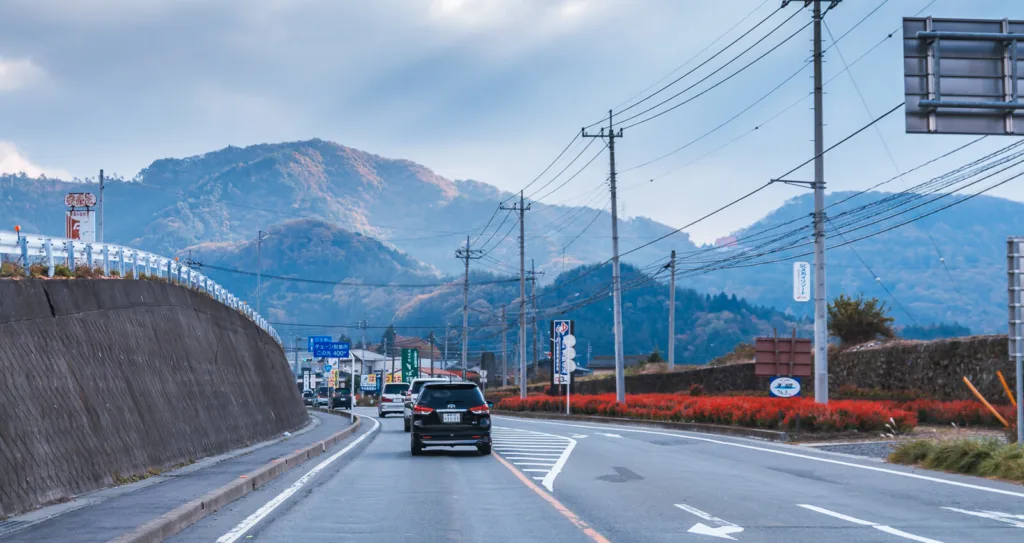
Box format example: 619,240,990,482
904,17,1023,135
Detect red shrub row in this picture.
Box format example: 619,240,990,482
892,399,1016,428
498,393,919,433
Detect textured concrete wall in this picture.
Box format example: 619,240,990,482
0,279,307,517
829,336,1015,400
569,364,759,395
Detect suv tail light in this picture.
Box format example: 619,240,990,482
413,405,434,415
469,405,490,415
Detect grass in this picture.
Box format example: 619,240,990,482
889,439,1024,483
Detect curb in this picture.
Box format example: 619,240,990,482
110,414,362,543
494,410,791,442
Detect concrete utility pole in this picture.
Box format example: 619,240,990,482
428,331,436,377
444,323,450,372
668,249,676,370
501,305,508,387
584,110,625,403
501,191,531,399
98,169,105,244
811,0,829,404
531,259,541,381
256,230,270,315
456,236,482,381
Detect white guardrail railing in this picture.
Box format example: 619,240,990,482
0,230,280,345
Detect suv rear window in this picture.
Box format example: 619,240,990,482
383,383,409,395
317,387,329,396
417,384,484,408
410,380,446,395
334,388,351,395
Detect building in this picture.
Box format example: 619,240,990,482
588,355,647,375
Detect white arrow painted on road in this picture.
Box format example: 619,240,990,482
675,504,743,540
687,523,744,540
598,432,622,438
943,507,1024,528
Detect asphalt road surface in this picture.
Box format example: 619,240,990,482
171,408,1024,542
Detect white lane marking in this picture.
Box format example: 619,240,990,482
513,462,557,466
571,434,588,438
216,418,380,543
798,504,945,543
494,426,576,492
675,504,744,540
502,418,1024,499
521,469,550,472
943,507,1024,528
598,433,622,438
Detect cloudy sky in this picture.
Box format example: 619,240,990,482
1,0,1021,243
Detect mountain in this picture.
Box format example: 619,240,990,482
2,139,1020,334
682,191,1024,333
0,139,691,277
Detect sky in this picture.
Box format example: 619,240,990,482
1,0,1022,244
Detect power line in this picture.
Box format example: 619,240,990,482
197,262,518,288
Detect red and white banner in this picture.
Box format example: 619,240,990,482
66,209,96,242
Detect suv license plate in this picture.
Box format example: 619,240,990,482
442,413,460,424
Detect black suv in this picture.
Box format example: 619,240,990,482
329,387,353,410
410,382,494,456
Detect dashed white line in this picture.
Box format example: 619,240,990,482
216,418,380,543
798,504,946,543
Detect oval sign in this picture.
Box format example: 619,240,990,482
769,377,801,398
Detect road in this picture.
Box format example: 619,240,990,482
172,408,1024,542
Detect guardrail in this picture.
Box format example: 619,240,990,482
0,230,280,345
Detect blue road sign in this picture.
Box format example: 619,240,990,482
308,335,332,352
314,342,350,359
324,364,333,372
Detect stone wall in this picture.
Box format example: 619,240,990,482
570,364,759,395
0,279,307,517
829,336,1015,401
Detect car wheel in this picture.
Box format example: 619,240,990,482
478,444,491,455
403,418,410,432
411,436,422,456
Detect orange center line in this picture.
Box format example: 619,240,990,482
492,453,611,543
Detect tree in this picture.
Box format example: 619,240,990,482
647,347,664,364
828,294,895,347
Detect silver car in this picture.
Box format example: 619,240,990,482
377,382,409,418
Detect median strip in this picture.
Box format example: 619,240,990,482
108,412,362,543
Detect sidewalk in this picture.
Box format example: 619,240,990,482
0,410,358,543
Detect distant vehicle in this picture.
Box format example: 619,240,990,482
316,386,330,408
378,382,410,418
329,387,353,410
301,389,315,407
403,377,450,432
410,382,494,456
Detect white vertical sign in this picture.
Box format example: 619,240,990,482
793,261,811,302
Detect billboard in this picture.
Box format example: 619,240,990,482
793,262,811,302
65,210,96,242
313,341,350,358
904,17,1023,135
550,320,576,386
401,348,419,382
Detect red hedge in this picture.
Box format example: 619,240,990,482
497,393,921,433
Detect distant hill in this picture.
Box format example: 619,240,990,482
681,191,1024,333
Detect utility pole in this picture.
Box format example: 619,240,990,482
456,236,483,381
501,191,531,399
584,110,625,403
98,169,105,243
668,250,676,370
444,323,450,372
428,331,436,377
256,230,270,315
530,259,543,381
501,305,508,387
811,0,829,404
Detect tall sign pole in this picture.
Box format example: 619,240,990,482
811,0,829,404
584,110,625,403
668,249,676,370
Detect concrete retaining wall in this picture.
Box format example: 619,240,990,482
569,364,760,395
0,279,307,517
829,336,1016,400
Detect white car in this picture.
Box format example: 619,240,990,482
378,382,410,418
403,377,450,432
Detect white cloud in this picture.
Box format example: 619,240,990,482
0,57,45,92
0,142,72,179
